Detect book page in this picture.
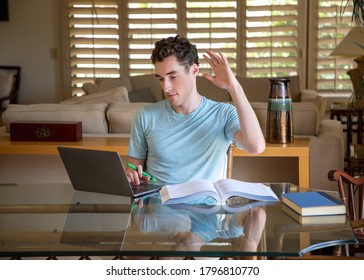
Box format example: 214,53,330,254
214,179,279,202
160,179,221,204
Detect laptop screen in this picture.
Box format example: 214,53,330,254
57,147,161,198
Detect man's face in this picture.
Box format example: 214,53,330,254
154,55,198,110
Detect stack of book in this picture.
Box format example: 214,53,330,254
281,191,347,224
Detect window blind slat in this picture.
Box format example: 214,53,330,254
70,38,119,45
69,0,117,5
69,7,118,15
69,18,119,26
71,68,120,75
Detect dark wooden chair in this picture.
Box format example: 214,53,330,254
0,66,21,112
328,169,364,257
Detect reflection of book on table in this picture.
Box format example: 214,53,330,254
281,191,346,216
167,199,278,214
159,178,279,205
282,204,347,225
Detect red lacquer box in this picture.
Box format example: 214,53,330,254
10,121,82,142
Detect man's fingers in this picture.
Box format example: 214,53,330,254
205,49,226,65
127,170,141,185
137,165,144,177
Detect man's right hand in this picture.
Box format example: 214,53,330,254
126,164,146,185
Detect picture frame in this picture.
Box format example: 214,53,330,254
0,0,9,21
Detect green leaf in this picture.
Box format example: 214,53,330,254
346,39,364,51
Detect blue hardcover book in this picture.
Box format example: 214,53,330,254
281,191,346,216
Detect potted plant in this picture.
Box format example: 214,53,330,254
341,0,364,26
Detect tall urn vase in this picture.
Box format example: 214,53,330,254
266,77,294,144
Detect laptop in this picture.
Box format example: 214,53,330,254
57,146,162,198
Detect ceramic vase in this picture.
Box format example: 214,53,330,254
266,77,294,144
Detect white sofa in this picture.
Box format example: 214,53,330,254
0,75,344,190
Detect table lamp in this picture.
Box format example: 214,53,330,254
330,27,364,94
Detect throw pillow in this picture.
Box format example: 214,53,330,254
61,86,129,105
82,76,133,94
128,88,157,103
314,95,327,124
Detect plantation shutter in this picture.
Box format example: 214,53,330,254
68,0,120,96
66,0,357,96
314,0,354,92
127,1,178,75
244,0,300,78
185,0,238,74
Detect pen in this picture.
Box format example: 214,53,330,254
127,163,157,183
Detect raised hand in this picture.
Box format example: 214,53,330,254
202,49,238,93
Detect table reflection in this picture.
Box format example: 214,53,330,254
122,195,269,255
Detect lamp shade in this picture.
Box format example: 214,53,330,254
330,27,364,57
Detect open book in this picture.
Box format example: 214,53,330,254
159,178,279,205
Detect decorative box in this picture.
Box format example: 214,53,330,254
10,121,82,142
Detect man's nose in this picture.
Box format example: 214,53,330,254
161,80,171,93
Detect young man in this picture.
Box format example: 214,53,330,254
126,35,265,185
125,37,267,258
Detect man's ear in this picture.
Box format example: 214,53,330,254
191,64,199,75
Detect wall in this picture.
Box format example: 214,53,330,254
0,0,63,104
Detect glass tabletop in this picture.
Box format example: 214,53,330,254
0,183,357,259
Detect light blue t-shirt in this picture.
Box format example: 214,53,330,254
128,97,241,184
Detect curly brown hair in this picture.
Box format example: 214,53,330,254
151,35,199,72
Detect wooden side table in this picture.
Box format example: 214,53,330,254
0,135,310,189
229,138,310,188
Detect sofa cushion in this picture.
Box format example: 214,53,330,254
82,76,133,94
251,101,320,136
130,75,164,101
196,76,232,102
82,75,163,102
2,103,109,134
128,88,157,103
61,86,129,105
292,102,321,135
107,103,150,133
314,95,327,121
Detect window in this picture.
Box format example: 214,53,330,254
68,0,120,96
127,1,178,75
64,0,356,96
244,0,301,78
186,1,238,74
311,0,354,92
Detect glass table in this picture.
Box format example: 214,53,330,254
0,183,357,259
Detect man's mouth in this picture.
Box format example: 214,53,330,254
166,93,177,99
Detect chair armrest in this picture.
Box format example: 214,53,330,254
352,219,364,230
300,89,318,102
